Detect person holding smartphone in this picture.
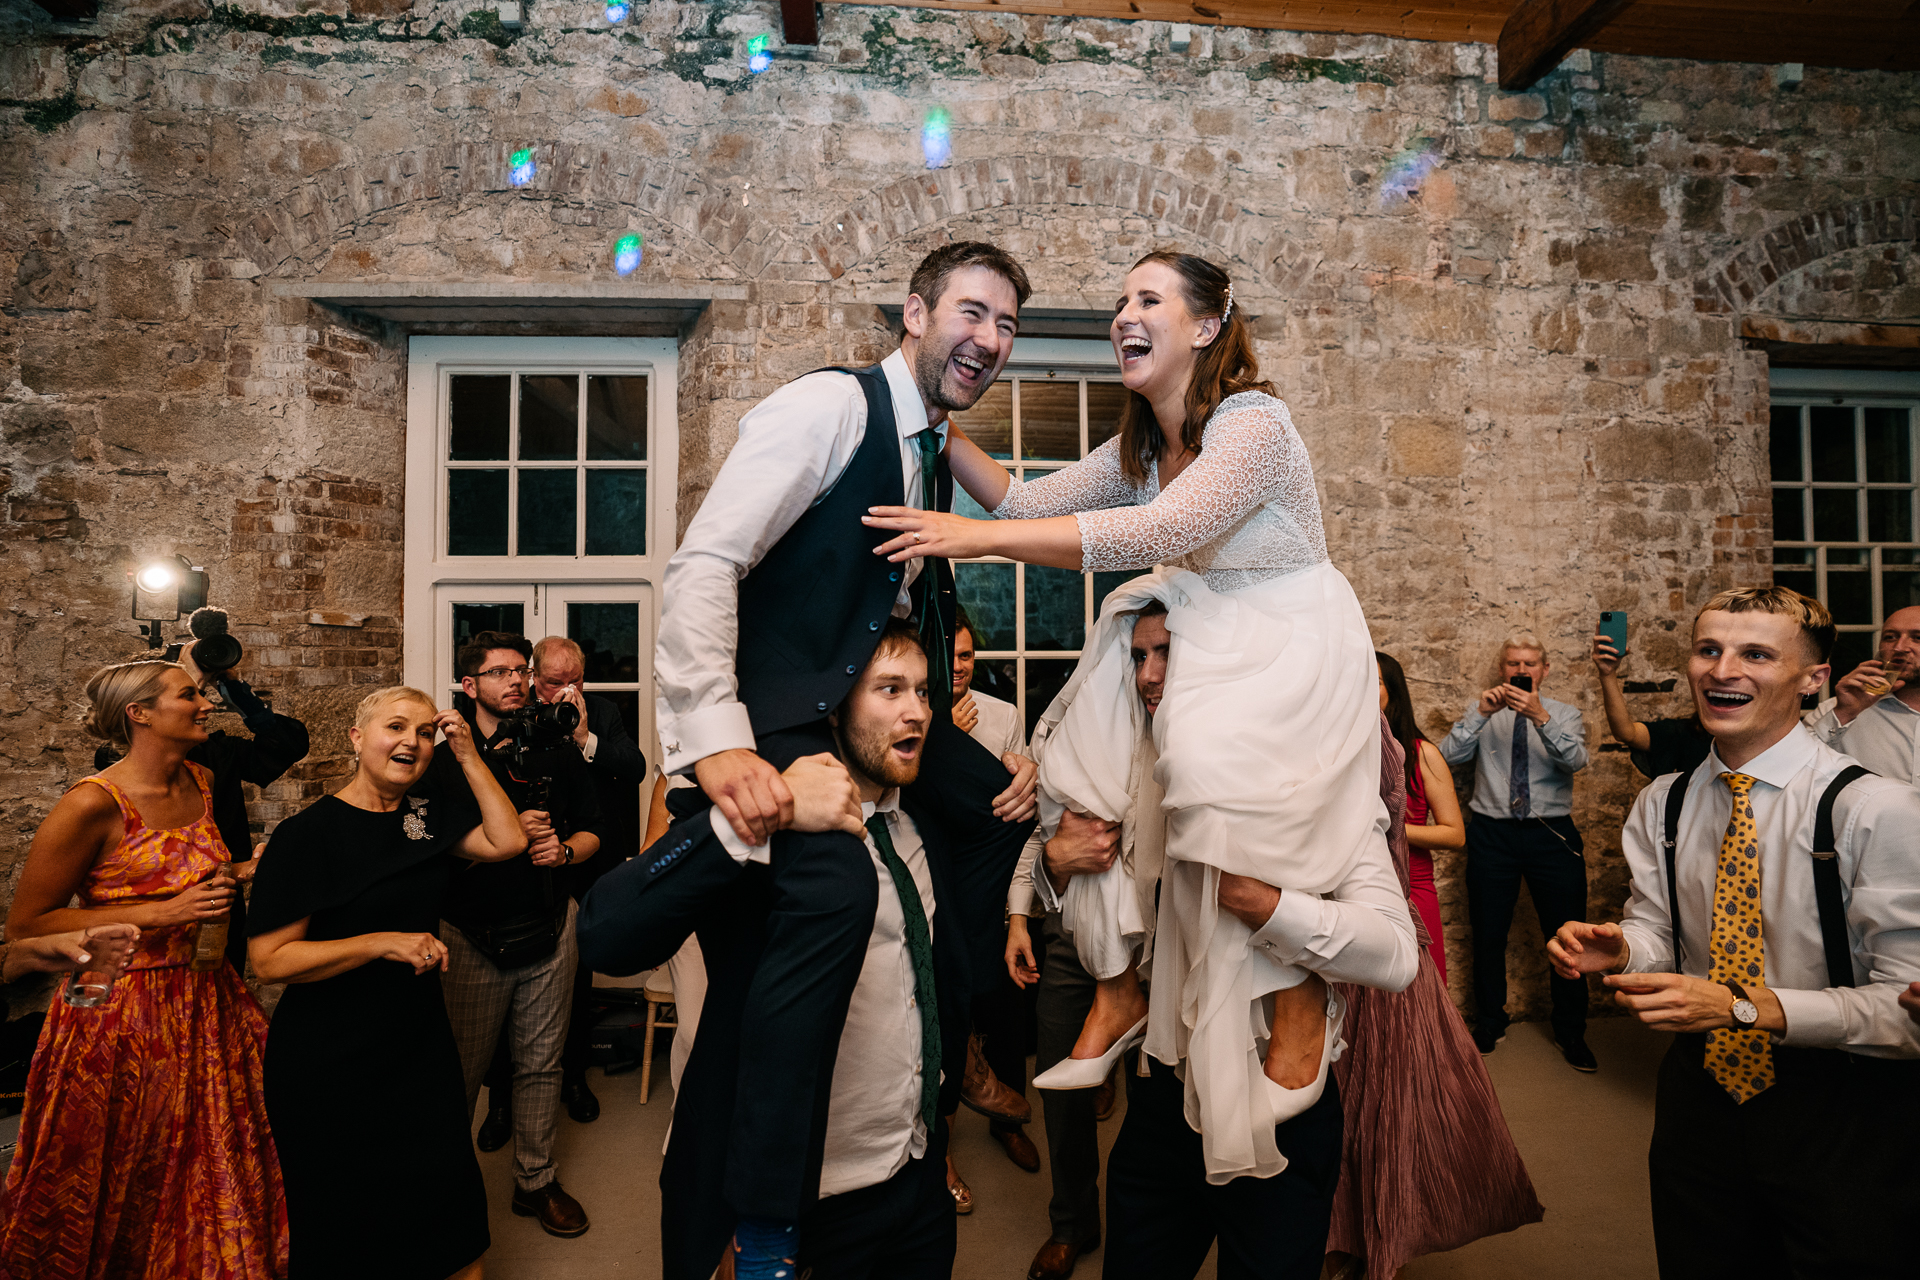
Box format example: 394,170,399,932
1439,633,1594,1070
1591,614,1714,781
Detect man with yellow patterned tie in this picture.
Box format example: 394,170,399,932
1548,586,1920,1279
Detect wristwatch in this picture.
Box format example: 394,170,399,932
1725,980,1760,1028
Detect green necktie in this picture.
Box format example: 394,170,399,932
911,429,953,716
866,810,942,1133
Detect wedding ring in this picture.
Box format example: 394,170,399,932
912,531,923,543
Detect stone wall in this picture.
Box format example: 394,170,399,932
2,0,1915,1021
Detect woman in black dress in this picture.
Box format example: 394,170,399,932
248,686,528,1280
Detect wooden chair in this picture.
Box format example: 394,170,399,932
639,969,677,1104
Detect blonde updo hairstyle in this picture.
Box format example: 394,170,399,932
84,660,186,749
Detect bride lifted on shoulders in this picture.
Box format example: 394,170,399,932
864,250,1412,1183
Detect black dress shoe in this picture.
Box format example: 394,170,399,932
1557,1036,1599,1073
476,1092,512,1152
1471,1026,1507,1056
561,1076,600,1123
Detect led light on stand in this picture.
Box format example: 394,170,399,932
509,147,536,187
747,34,772,74
613,233,643,276
604,2,628,22
922,105,952,169
136,562,177,594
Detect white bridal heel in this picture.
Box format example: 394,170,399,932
1262,988,1346,1124
1032,1015,1148,1091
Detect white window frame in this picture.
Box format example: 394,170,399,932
403,337,679,745
956,338,1127,727
1769,367,1920,678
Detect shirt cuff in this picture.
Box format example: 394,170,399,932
1032,859,1064,914
1247,888,1322,963
581,730,599,763
663,702,757,775
1772,987,1846,1048
709,808,771,866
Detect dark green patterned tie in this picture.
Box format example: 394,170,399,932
912,429,953,716
867,810,941,1132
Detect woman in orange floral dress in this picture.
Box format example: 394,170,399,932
0,659,288,1280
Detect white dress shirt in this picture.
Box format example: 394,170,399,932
1808,693,1920,785
1617,725,1920,1059
655,348,947,774
1244,831,1421,992
708,793,937,1196
963,689,1025,761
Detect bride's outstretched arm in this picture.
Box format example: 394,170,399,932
946,428,1014,512
863,506,1086,569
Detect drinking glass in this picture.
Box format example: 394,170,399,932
61,928,138,1009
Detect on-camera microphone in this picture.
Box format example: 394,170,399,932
186,607,244,676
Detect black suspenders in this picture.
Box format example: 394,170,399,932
1660,764,1873,990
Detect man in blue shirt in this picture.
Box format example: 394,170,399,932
1440,633,1594,1070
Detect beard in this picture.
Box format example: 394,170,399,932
845,719,923,791
912,331,992,415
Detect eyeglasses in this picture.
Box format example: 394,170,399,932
476,665,531,681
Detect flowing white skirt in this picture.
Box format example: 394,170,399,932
1038,561,1386,1184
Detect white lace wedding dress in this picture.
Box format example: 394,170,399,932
994,391,1388,1184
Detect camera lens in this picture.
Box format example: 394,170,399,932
193,633,244,675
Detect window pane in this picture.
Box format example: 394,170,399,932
1864,407,1911,483
1812,489,1859,542
1882,567,1920,614
1868,490,1913,543
518,469,577,556
449,375,510,461
952,381,1012,458
1773,567,1816,600
1025,565,1086,650
1828,569,1873,625
1773,546,1814,565
1809,405,1856,482
452,602,525,671
1024,658,1078,738
567,602,640,683
1093,570,1136,617
585,470,647,556
972,655,1018,705
596,690,641,740
1831,631,1876,685
954,562,1015,650
447,470,508,555
1828,546,1867,566
586,375,648,462
1087,383,1128,454
520,375,578,461
1767,404,1802,482
1772,488,1806,542
1019,380,1081,461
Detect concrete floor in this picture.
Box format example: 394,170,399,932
476,1016,1667,1280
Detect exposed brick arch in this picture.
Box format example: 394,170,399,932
241,142,787,280
1694,196,1917,313
806,156,1319,296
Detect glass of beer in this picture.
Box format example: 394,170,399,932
1861,654,1909,700
62,927,139,1009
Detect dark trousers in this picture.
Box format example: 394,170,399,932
799,1150,956,1280
1649,1034,1919,1280
1464,814,1587,1041
1034,915,1103,1246
972,973,1036,1136
1104,1057,1343,1280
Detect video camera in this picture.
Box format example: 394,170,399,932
488,699,581,819
165,607,244,678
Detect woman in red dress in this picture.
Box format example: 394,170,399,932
0,660,288,1280
1377,652,1466,981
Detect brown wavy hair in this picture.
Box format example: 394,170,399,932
1114,250,1273,485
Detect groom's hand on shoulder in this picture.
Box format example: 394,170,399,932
695,748,795,847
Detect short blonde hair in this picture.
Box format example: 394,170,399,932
353,686,439,730
1487,631,1546,686
84,660,185,748
531,635,586,676
1695,586,1835,663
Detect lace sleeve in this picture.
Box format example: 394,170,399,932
989,436,1142,520
1075,395,1318,571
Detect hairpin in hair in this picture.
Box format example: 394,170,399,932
1222,281,1235,324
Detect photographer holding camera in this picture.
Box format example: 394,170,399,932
431,630,603,1239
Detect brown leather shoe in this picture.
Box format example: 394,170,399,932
961,1033,1032,1124
512,1179,590,1238
994,1125,1042,1172
1028,1238,1094,1280
1093,1062,1119,1122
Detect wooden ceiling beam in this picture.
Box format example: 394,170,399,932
782,0,821,46
1497,0,1636,90
825,2,1513,45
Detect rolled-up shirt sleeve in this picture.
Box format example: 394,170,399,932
1248,842,1418,993
1009,826,1050,917
654,374,864,774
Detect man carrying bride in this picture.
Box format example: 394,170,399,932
865,250,1418,1276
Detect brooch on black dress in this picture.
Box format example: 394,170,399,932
402,796,430,841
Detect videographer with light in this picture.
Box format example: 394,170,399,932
431,630,604,1240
